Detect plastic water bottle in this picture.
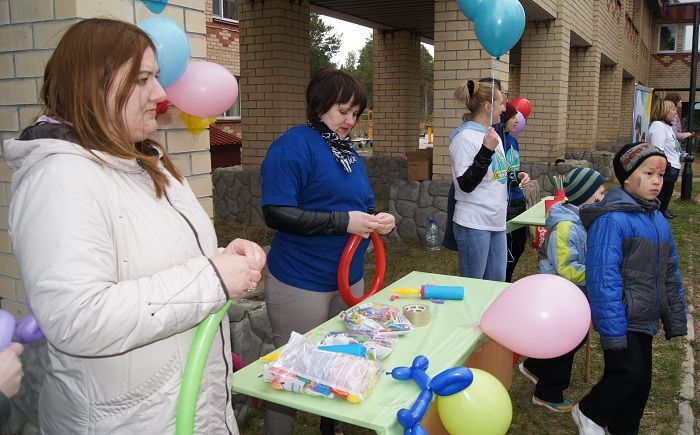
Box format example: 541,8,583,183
425,217,440,252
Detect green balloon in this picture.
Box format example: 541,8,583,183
437,368,512,435
175,300,233,435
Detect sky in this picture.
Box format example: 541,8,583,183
319,15,434,67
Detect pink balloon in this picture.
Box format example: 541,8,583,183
479,274,590,358
511,111,526,136
166,62,239,118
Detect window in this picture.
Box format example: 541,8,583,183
219,76,241,120
658,24,677,53
213,0,238,22
684,24,700,52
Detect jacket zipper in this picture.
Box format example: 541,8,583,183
650,211,661,336
165,192,234,435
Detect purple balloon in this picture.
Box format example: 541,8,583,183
0,309,16,349
15,315,44,344
512,111,526,136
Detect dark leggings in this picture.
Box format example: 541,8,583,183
657,163,679,213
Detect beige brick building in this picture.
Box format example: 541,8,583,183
1,0,699,315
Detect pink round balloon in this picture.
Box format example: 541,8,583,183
166,61,239,118
479,274,591,359
511,111,526,136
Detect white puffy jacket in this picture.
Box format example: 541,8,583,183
5,136,238,434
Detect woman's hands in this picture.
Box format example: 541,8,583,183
483,127,500,151
0,343,23,399
347,211,396,238
210,239,266,299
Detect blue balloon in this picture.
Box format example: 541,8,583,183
138,17,190,88
431,367,474,396
141,0,169,14
474,0,526,58
456,0,485,21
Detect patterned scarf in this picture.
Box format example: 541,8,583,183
307,116,356,173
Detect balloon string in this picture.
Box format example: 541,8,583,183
489,57,499,127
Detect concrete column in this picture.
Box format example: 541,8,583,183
566,45,601,152
517,19,570,161
619,77,635,142
432,0,509,180
597,64,623,145
372,29,421,157
239,0,309,168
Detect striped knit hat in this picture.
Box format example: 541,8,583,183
563,168,606,206
613,141,667,185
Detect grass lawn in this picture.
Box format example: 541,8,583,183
218,192,700,435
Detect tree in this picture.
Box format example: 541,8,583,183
310,14,341,75
341,51,357,74
420,45,434,121
355,36,373,108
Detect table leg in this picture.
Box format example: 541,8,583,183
464,339,513,390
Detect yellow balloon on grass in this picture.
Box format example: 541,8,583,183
437,368,512,435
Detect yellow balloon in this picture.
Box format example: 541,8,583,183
436,368,512,435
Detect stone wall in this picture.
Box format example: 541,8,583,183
214,152,614,239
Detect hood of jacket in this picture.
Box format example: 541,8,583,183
545,202,582,230
5,123,147,193
579,187,659,230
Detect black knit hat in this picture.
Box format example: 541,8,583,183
563,168,606,206
613,142,667,185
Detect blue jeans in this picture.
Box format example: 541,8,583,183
453,222,507,281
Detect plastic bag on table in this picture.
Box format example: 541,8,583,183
318,331,395,361
263,332,382,403
340,302,413,338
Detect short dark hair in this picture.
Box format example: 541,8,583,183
664,92,681,105
306,68,368,119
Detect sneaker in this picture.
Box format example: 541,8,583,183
518,362,538,384
531,396,572,412
571,403,605,435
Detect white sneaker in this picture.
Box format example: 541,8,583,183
518,362,538,384
571,403,605,435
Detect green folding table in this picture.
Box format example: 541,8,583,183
231,271,509,434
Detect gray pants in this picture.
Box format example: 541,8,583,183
263,271,364,435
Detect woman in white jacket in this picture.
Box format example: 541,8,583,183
648,99,683,218
5,18,264,434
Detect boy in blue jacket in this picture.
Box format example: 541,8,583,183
519,167,606,412
572,142,687,434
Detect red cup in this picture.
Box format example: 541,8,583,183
544,198,557,215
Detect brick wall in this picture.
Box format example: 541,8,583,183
597,64,623,144
517,17,570,162
0,0,211,318
566,46,601,151
239,0,309,168
372,30,422,156
620,77,635,141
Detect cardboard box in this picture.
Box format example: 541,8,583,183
406,149,433,181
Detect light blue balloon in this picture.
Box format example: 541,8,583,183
138,17,190,88
474,0,526,58
456,0,485,21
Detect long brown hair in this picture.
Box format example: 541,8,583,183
41,18,182,197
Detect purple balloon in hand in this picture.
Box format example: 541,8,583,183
15,314,44,344
0,309,15,349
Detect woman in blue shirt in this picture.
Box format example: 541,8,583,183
260,68,395,435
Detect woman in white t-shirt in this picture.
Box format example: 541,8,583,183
449,80,530,280
648,99,682,218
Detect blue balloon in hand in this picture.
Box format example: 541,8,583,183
138,17,190,88
456,0,485,21
474,0,526,58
